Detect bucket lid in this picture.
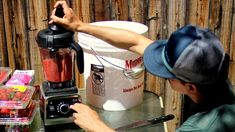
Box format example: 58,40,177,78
78,21,148,52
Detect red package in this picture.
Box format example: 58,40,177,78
0,86,35,109
0,67,12,85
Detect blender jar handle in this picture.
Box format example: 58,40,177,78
71,42,84,74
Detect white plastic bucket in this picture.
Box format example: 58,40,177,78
78,21,148,111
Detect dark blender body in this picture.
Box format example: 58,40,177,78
36,6,84,126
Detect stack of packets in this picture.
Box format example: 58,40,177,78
0,68,38,132
0,86,37,132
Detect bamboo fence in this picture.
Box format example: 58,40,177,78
0,0,234,131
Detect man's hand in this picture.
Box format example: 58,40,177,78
49,0,84,32
70,103,115,132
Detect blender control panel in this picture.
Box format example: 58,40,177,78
46,96,80,119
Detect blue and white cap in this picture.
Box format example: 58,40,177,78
143,25,225,84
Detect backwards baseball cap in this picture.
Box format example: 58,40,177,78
143,25,225,84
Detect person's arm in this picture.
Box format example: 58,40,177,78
70,103,115,132
49,1,153,55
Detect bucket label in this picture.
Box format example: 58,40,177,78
125,57,142,70
91,64,105,96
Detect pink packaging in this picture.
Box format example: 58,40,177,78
5,70,34,86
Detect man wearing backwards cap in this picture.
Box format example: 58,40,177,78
50,1,235,132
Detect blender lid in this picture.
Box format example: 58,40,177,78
36,5,74,49
36,28,74,49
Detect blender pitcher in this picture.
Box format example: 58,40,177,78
36,6,84,83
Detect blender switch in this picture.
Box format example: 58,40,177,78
59,104,70,114
49,105,55,111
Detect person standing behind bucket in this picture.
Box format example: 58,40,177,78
49,1,235,132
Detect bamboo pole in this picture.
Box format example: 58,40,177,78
2,0,16,69
0,0,8,66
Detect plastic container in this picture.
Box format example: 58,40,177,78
0,67,12,85
5,70,35,86
78,21,148,111
2,125,31,132
0,100,37,125
0,86,35,109
0,101,38,132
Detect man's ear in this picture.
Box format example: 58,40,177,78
185,83,197,93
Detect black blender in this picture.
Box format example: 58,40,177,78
36,6,84,126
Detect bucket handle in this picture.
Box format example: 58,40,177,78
88,40,145,79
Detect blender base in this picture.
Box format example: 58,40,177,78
40,82,81,126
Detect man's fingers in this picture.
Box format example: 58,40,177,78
54,1,69,9
70,104,76,111
50,15,64,24
73,113,79,119
49,8,56,24
51,8,56,16
53,1,71,16
70,103,81,112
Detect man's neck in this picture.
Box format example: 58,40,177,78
188,92,204,103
